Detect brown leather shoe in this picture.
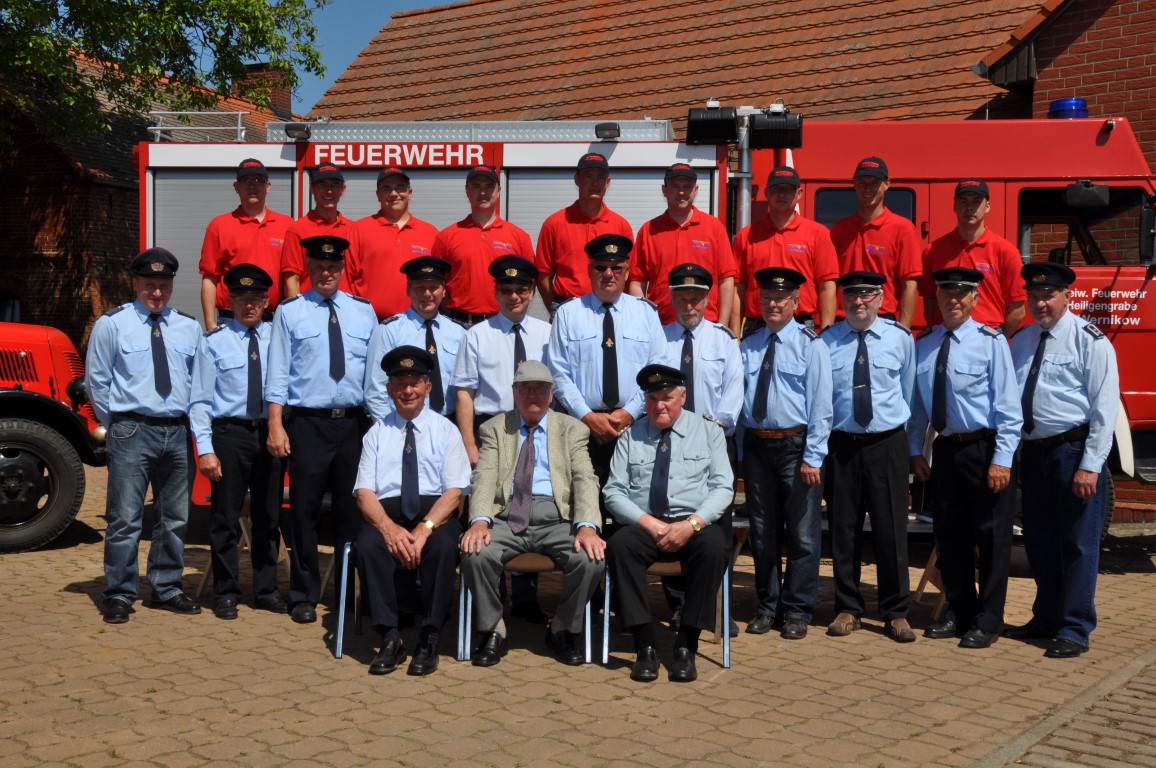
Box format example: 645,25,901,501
885,618,916,643
826,612,861,637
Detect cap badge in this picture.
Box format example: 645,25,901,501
239,277,253,286
648,373,661,383
772,277,784,284
150,262,163,272
421,266,434,273
505,268,518,277
681,277,695,286
401,358,414,368
1032,274,1046,283
322,244,335,254
605,244,618,254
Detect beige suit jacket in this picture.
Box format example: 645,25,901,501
469,410,601,529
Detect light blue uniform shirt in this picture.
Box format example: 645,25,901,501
451,313,550,416
823,317,915,433
189,319,272,454
363,309,464,420
85,301,202,426
740,321,833,467
908,318,1023,467
1010,310,1119,473
548,292,666,419
662,320,743,436
353,407,471,499
603,409,733,526
265,289,377,409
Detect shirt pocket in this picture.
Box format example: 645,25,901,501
172,343,198,374
440,335,461,357
777,361,808,396
953,362,988,396
289,322,323,363
345,327,371,359
630,446,656,486
620,327,652,367
119,339,150,367
871,352,902,382
1040,353,1074,384
216,353,247,388
569,327,601,366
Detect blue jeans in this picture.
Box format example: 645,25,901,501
1021,437,1106,647
102,417,191,605
742,432,822,621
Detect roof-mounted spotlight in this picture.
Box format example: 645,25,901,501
748,108,803,149
686,105,739,145
595,122,621,140
284,123,312,141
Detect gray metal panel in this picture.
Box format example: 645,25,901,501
267,120,674,143
151,170,294,325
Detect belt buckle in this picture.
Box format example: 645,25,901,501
331,408,345,419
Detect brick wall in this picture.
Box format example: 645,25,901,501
1033,0,1156,173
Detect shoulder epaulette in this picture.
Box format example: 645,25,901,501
175,309,197,321
102,305,126,317
802,327,819,340
280,294,303,305
450,317,470,330
558,296,577,307
379,314,401,327
350,295,372,305
204,325,226,337
885,319,912,335
713,322,737,340
915,326,934,339
816,323,832,336
978,325,1002,338
1083,323,1105,340
639,297,658,311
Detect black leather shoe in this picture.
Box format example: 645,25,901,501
780,618,808,640
406,643,439,676
472,632,508,667
511,603,549,625
1045,638,1088,658
923,618,959,639
630,646,659,682
213,597,239,620
290,602,316,624
746,613,775,635
669,647,697,683
959,627,998,649
369,637,405,675
103,599,132,624
1004,623,1051,641
254,593,290,614
148,592,201,615
545,628,584,666
729,619,740,638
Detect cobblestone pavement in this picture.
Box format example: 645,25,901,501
1,467,1154,767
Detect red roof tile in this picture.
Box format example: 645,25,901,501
313,0,1045,129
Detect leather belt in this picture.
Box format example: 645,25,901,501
214,417,268,427
748,425,807,440
1023,423,1090,450
113,412,186,427
940,428,996,442
292,406,361,419
831,426,904,442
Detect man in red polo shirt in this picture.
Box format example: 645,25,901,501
733,166,839,335
535,152,633,313
347,167,439,320
199,158,293,330
629,163,736,326
280,163,356,298
829,156,922,328
433,165,534,326
922,178,1025,336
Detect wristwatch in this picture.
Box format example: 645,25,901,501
688,517,704,534
421,519,436,531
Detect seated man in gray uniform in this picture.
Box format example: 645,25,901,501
460,361,605,667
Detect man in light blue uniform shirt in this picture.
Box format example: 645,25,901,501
265,235,378,624
604,364,732,683
364,256,463,422
354,346,469,677
740,267,832,641
189,264,287,620
1006,262,1119,658
909,267,1022,649
548,233,666,484
822,271,916,643
86,248,203,624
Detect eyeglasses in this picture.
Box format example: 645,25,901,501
497,286,532,297
515,383,553,396
591,263,627,274
759,293,796,305
377,185,410,194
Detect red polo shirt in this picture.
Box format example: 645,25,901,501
922,228,1026,328
535,202,633,302
199,207,292,310
830,208,922,317
432,215,534,314
279,210,356,294
347,213,438,320
630,207,736,324
734,214,839,320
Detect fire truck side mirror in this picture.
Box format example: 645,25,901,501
1140,199,1155,265
1065,180,1109,208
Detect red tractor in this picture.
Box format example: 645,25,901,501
0,322,106,551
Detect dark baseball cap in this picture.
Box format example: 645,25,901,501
767,166,801,188
853,157,888,180
664,163,698,182
576,152,609,171
466,164,500,183
376,167,411,185
311,163,345,183
954,178,990,199
236,158,269,180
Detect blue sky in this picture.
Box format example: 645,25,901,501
293,1,431,113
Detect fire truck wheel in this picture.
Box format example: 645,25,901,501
0,419,85,552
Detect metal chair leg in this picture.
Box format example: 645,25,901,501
335,542,352,659
723,565,731,669
601,569,611,665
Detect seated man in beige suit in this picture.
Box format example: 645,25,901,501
460,360,606,667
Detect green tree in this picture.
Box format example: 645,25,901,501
0,0,328,141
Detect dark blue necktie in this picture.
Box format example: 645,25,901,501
648,428,672,519
752,332,777,423
325,298,345,381
1021,331,1050,435
513,323,526,373
424,319,444,413
246,328,262,418
149,314,172,398
931,331,953,433
401,421,419,520
681,328,695,413
853,330,873,428
602,303,618,408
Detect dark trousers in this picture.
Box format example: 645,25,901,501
1021,437,1107,646
826,428,910,619
607,521,728,632
930,434,1016,633
286,412,365,606
356,496,463,633
208,420,286,601
742,432,822,621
